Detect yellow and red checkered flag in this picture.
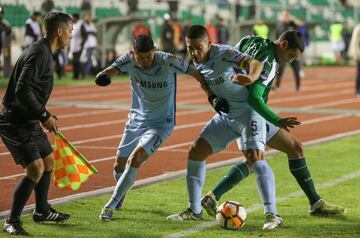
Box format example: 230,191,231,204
53,131,97,190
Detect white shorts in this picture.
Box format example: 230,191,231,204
199,109,266,153
236,122,280,149
117,121,173,158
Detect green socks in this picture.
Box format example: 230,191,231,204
212,161,249,201
289,158,321,205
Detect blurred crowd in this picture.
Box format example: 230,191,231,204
0,1,359,85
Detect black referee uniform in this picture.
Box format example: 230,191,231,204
0,38,54,167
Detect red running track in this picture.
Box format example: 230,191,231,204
0,66,359,213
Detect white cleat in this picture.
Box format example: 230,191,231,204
167,208,202,221
263,212,283,230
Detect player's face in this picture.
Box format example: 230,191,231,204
58,22,73,50
186,36,211,64
133,50,155,70
277,40,301,63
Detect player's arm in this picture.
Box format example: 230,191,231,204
187,66,229,114
186,66,213,97
233,57,263,86
247,83,300,131
95,66,120,86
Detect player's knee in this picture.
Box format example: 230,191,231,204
128,149,147,168
294,141,304,157
244,150,264,166
114,163,125,173
288,140,304,158
26,160,45,182
114,156,127,173
43,153,54,171
188,139,211,161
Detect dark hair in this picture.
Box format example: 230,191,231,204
133,34,155,53
33,11,41,16
278,30,305,53
72,13,80,19
44,11,72,38
186,25,208,39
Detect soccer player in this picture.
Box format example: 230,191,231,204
201,30,346,222
96,34,213,221
0,12,72,236
166,25,297,229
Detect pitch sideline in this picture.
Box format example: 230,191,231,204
0,130,359,220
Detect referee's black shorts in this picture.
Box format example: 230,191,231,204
0,118,53,168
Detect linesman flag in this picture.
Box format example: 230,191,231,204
53,131,97,190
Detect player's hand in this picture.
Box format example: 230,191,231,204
95,72,111,86
208,95,229,114
231,74,254,86
41,115,58,132
278,117,301,131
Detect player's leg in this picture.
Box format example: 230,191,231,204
33,154,70,223
267,126,345,216
291,59,301,92
1,124,44,235
32,124,70,222
204,113,267,205
100,124,172,221
167,137,212,221
204,113,268,203
112,156,128,209
167,115,233,221
356,60,360,96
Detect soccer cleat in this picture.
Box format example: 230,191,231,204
166,208,202,221
99,208,113,221
310,199,346,216
114,195,126,210
263,212,283,230
3,218,29,236
33,206,70,223
201,192,218,218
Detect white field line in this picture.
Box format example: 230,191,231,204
58,109,122,119
53,80,354,105
164,169,360,238
301,98,360,110
0,112,355,160
269,89,353,104
1,129,360,219
274,81,354,93
50,78,352,99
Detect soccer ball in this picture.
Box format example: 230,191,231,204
216,201,247,230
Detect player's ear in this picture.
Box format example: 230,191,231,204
57,26,63,37
280,40,288,49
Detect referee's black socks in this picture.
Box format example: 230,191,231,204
9,176,37,221
34,170,52,213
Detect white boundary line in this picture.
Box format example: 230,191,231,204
1,129,359,220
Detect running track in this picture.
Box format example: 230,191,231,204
0,66,359,213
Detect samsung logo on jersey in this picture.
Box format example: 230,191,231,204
207,77,225,86
139,80,168,89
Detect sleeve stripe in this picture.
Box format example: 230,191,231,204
262,59,277,86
